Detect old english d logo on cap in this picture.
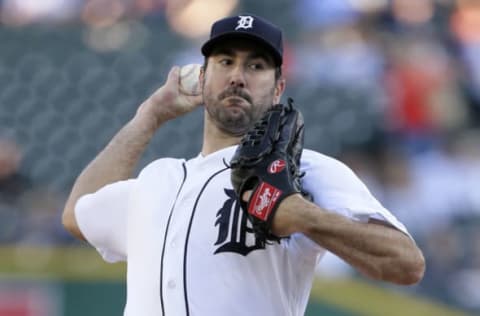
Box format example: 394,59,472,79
235,16,254,30
201,14,284,66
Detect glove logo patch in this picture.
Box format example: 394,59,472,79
248,182,282,221
268,159,286,174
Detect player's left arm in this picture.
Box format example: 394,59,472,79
272,194,425,285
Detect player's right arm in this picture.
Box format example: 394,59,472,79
62,66,203,240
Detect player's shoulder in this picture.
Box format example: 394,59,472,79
301,149,352,173
138,157,186,179
300,148,363,186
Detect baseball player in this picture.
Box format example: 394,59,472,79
62,14,425,316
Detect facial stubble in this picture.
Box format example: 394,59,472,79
202,76,277,137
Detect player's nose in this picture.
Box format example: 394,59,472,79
228,66,246,88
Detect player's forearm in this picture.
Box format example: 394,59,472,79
281,196,425,285
62,106,161,240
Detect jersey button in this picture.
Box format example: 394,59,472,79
168,280,176,289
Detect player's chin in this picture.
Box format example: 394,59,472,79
226,105,248,117
219,103,250,122
219,114,252,136
223,111,248,125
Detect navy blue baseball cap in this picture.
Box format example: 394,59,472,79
201,14,284,66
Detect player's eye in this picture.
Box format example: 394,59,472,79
248,62,266,71
219,58,233,66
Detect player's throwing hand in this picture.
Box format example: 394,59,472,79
137,65,204,127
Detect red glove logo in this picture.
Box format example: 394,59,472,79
248,182,282,221
268,159,286,174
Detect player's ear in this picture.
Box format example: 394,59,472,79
273,77,286,104
199,65,205,90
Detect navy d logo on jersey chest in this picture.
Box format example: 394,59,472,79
213,189,264,256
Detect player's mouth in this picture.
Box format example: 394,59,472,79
218,88,252,105
224,96,248,105
222,97,252,114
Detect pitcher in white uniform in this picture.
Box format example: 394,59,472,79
62,14,425,316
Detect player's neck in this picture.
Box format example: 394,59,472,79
202,121,241,156
201,135,240,156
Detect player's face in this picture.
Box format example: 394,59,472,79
200,39,285,136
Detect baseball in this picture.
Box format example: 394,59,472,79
178,63,202,96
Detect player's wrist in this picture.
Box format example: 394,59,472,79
284,194,327,235
136,98,173,129
272,193,306,236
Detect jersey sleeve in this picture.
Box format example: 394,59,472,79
300,149,410,236
75,179,135,263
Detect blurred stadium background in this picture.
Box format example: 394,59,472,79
0,0,479,315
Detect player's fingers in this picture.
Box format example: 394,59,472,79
242,190,252,202
166,65,180,86
150,66,179,96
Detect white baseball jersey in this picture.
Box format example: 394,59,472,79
75,145,409,316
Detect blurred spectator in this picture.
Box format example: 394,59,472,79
450,0,480,122
451,129,480,214
383,35,469,146
0,135,31,242
0,0,82,26
0,135,65,244
292,0,385,90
